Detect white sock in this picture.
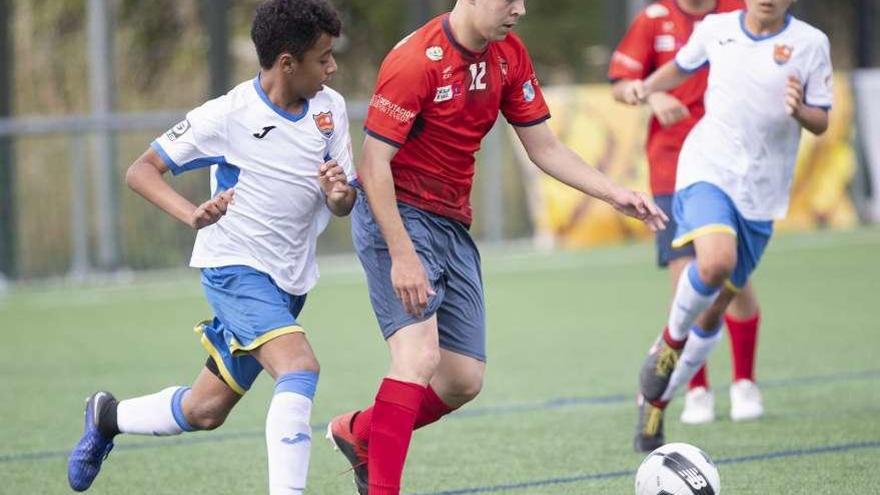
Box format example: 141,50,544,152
266,371,318,495
668,262,721,341
117,386,194,436
661,326,724,402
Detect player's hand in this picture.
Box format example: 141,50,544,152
391,250,436,317
647,92,691,127
608,187,668,232
189,189,235,230
784,75,805,117
621,79,648,105
318,160,352,201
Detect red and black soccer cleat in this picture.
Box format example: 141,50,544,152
326,410,369,495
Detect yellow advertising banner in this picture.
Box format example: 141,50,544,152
513,76,856,248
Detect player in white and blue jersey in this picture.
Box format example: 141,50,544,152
66,1,354,492
618,0,832,451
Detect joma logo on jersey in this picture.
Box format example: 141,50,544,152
774,44,794,65
252,126,276,139
312,111,334,137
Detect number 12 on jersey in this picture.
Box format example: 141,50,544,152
469,62,487,91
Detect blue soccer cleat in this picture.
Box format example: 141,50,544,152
67,391,116,492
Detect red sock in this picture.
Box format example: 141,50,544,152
727,311,760,381
352,406,372,447
351,385,455,446
688,364,710,390
367,378,426,495
414,385,455,429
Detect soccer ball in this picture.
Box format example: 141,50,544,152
635,442,720,495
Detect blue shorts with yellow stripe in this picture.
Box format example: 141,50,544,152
671,182,774,290
653,194,696,267
195,265,307,395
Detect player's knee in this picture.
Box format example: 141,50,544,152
273,355,320,377
697,259,734,288
438,366,484,406
296,356,320,374
450,375,483,404
193,415,225,431
187,404,229,431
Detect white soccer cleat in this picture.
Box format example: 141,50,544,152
730,379,764,421
679,386,715,425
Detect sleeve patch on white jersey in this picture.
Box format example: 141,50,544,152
313,111,334,137
646,4,670,19
165,119,191,142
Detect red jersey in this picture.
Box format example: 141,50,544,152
608,0,743,195
364,14,550,225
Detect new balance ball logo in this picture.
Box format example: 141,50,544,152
679,467,709,490
663,452,716,494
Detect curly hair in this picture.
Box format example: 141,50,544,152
251,0,342,68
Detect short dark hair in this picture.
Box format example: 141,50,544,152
251,0,342,69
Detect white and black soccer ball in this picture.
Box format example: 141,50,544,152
635,442,720,495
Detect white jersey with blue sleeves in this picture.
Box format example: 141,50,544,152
151,76,354,295
674,11,832,220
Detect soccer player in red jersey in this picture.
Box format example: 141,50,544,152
325,1,667,494
609,0,764,430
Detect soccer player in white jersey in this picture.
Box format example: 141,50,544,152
617,0,832,452
66,1,355,492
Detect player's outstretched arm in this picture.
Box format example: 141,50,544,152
358,135,435,316
318,159,356,216
645,60,692,95
613,81,691,128
618,61,691,105
126,148,235,230
514,122,668,232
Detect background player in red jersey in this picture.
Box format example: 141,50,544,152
609,0,764,426
325,1,667,494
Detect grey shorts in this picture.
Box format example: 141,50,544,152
351,192,486,362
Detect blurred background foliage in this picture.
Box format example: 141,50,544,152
11,0,859,117
2,0,869,278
